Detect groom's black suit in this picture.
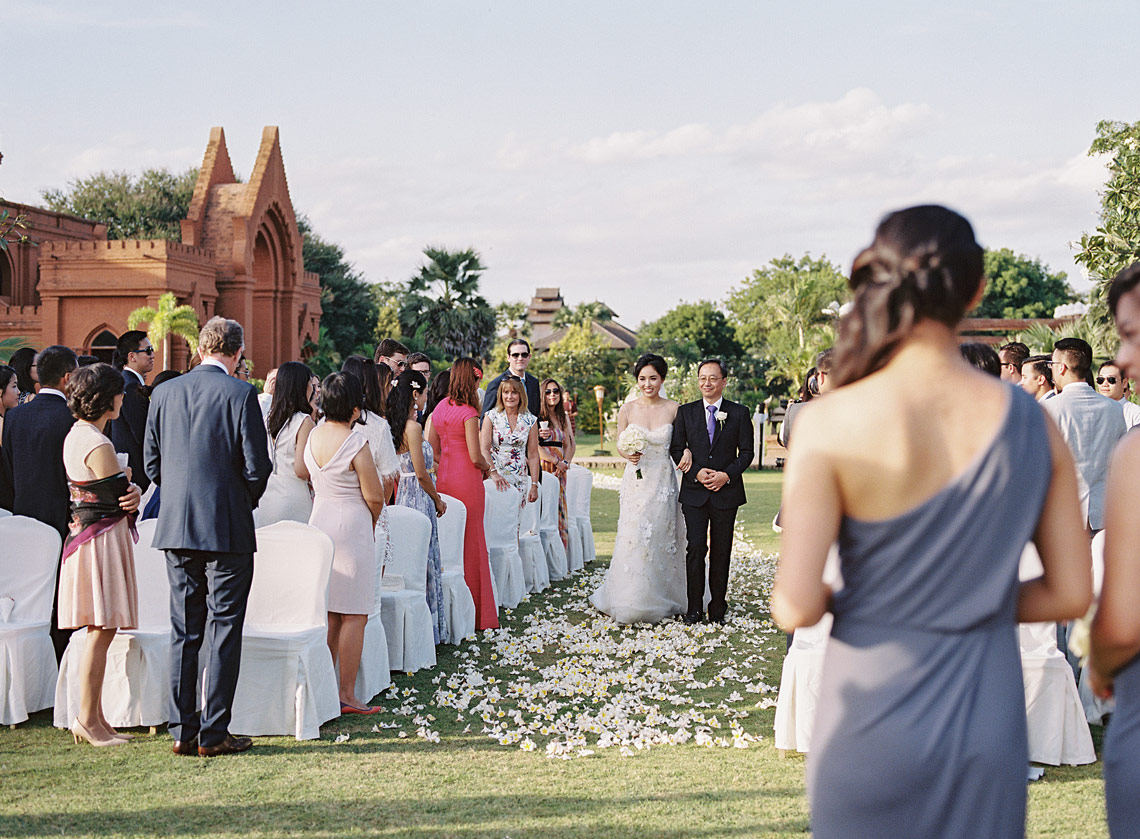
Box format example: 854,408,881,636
670,399,754,622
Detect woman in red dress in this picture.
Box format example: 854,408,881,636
427,358,499,630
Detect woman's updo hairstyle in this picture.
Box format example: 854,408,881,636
66,363,125,422
386,369,427,453
833,205,984,387
634,353,667,380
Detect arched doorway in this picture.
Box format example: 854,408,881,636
88,329,118,365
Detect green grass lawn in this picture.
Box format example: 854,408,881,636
0,470,1108,838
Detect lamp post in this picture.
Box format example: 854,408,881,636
593,384,607,456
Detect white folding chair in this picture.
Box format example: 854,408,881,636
376,506,437,673
518,494,549,594
228,522,340,740
1017,545,1095,765
0,516,60,726
483,479,526,609
356,509,392,703
566,465,595,568
54,519,172,730
436,494,475,643
538,472,569,582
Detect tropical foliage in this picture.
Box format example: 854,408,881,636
975,249,1076,319
301,326,343,379
638,300,742,364
0,336,34,363
127,292,199,370
530,323,628,433
297,215,379,361
41,167,198,240
399,247,496,359
553,300,617,329
0,205,28,253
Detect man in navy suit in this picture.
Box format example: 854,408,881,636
670,359,754,624
144,317,271,757
482,338,541,417
111,330,155,494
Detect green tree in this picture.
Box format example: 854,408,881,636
726,253,847,394
371,281,403,345
1076,119,1140,289
127,291,199,371
495,301,531,338
297,215,379,361
399,247,496,359
553,300,617,328
0,336,34,363
530,323,622,433
973,249,1075,319
301,325,343,379
40,167,198,240
638,300,742,362
0,204,28,253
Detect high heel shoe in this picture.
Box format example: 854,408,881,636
71,718,127,747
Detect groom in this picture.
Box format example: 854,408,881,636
670,359,754,624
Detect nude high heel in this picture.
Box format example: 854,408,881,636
71,718,127,747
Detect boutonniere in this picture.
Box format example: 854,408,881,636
714,410,728,424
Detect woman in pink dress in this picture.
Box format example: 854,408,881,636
428,358,499,631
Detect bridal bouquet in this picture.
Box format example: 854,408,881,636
617,426,649,479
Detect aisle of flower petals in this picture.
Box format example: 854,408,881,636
363,487,785,759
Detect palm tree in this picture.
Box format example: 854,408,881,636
0,336,33,364
398,247,496,359
127,292,200,371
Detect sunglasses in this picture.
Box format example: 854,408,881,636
509,352,530,359
1097,376,1119,385
134,347,155,355
544,388,561,395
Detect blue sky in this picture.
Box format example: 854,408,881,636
3,1,1136,324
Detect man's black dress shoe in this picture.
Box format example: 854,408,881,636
683,611,704,625
171,738,198,756
709,615,726,626
198,735,253,757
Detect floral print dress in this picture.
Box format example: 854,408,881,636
488,409,537,496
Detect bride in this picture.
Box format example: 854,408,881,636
590,353,689,623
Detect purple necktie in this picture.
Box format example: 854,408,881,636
707,404,717,444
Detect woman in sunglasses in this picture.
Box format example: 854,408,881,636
537,378,575,549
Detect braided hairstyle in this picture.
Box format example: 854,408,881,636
833,205,984,387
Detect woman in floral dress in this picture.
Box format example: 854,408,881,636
480,375,540,506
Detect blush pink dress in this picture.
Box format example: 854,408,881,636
432,399,498,630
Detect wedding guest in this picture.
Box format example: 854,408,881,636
233,355,251,382
1090,261,1140,837
1020,355,1055,401
429,357,498,631
304,372,385,714
562,391,578,433
9,346,37,404
1097,361,1140,430
138,371,180,522
258,367,277,420
997,341,1030,385
387,370,447,643
959,341,1001,377
482,339,540,418
145,316,271,757
424,369,450,421
376,362,394,403
374,338,409,375
772,205,1091,838
781,350,834,450
1044,337,1126,534
537,378,576,549
60,363,141,747
110,330,155,494
0,364,18,445
340,355,399,494
258,362,316,526
308,373,321,420
482,375,540,506
407,352,432,385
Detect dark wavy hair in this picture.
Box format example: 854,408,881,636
386,370,427,453
539,378,570,429
424,369,450,419
833,205,984,387
633,353,667,380
9,347,37,394
66,363,125,422
448,358,481,410
267,361,314,441
319,372,364,424
342,355,385,417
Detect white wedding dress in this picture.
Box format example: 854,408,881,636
589,423,687,624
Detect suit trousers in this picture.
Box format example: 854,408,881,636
166,550,253,747
681,502,738,621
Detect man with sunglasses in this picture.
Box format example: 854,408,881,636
111,330,156,493
481,338,540,418
1097,361,1140,430
374,338,409,375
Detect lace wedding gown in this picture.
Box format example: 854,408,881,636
590,423,687,623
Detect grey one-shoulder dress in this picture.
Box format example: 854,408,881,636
1105,654,1140,835
808,388,1049,839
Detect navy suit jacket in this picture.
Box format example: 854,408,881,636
111,371,151,493
482,371,541,419
0,393,77,538
670,398,754,510
144,364,271,554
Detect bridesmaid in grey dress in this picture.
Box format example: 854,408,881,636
772,205,1092,838
1090,262,1140,837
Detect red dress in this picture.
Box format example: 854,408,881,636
433,399,499,630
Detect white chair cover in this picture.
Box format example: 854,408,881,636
436,494,475,643
1017,544,1096,765
357,510,392,702
376,506,437,673
54,519,172,729
517,495,549,594
0,516,60,725
566,464,595,567
562,468,586,573
773,547,842,753
0,508,11,517
229,522,341,740
538,472,569,582
483,480,526,609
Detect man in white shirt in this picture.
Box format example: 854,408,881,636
998,341,1030,385
1096,361,1140,431
1043,338,1126,532
1020,355,1056,402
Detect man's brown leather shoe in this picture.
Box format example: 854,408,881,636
171,739,198,756
198,735,253,757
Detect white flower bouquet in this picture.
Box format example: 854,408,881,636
617,426,649,479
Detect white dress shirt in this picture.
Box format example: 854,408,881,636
1116,397,1140,431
